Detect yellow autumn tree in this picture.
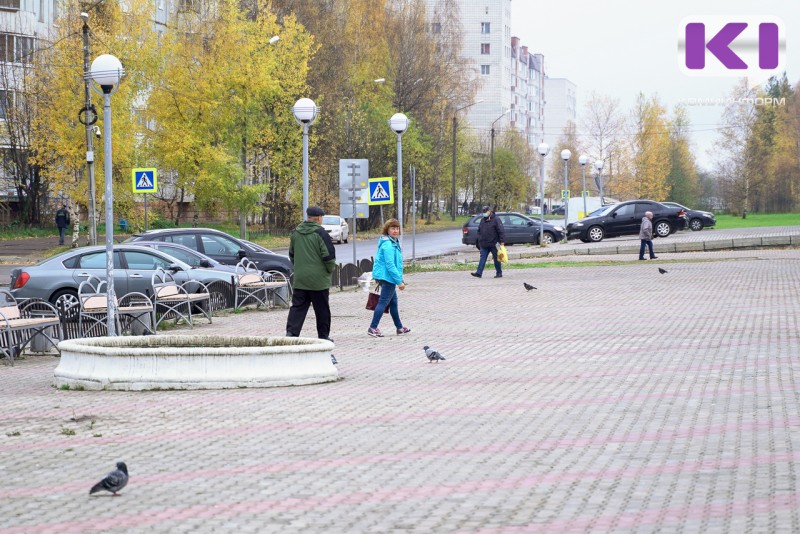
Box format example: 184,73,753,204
625,93,671,200
29,1,162,231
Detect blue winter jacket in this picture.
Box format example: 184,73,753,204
372,236,403,285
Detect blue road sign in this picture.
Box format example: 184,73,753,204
368,177,394,205
132,168,157,193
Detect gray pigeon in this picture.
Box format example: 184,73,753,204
658,268,668,274
423,346,445,363
90,462,129,496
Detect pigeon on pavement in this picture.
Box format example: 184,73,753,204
331,354,338,365
523,282,537,291
423,346,445,363
90,462,129,496
658,268,668,274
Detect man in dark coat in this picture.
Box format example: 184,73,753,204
55,204,70,245
471,206,506,279
285,206,337,340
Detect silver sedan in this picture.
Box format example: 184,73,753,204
9,244,236,315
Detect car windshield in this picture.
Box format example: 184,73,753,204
321,216,339,225
593,205,616,217
242,240,273,254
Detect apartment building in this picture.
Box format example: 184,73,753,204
424,0,545,146
542,77,577,149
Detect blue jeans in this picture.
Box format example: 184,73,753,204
370,282,403,330
639,239,654,259
476,245,501,276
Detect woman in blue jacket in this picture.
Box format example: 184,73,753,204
368,218,411,337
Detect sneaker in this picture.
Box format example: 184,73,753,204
470,272,481,278
367,327,383,337
651,256,659,259
396,326,411,335
638,258,646,261
494,273,503,278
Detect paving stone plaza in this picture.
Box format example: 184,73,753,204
1,242,799,532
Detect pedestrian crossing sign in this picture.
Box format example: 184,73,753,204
368,177,394,205
132,168,158,193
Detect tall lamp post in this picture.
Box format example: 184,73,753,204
80,12,98,246
293,98,319,221
389,113,409,246
489,109,511,203
537,142,549,246
88,53,124,336
594,159,605,204
450,99,483,220
560,149,571,242
579,155,589,218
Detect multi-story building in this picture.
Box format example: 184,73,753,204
423,0,545,146
542,77,577,150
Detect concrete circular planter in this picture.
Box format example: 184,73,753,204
54,335,337,391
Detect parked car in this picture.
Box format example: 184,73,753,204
320,215,349,244
125,228,292,275
134,241,238,273
661,202,716,231
9,244,238,314
462,212,565,246
566,200,686,243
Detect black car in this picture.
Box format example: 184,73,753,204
125,228,293,275
566,200,685,243
462,212,565,246
661,202,716,231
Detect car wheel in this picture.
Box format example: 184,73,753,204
587,226,605,242
580,238,591,243
208,285,233,312
50,289,79,320
539,232,555,245
689,218,704,231
655,221,672,237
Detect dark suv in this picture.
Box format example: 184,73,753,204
125,228,293,275
566,200,685,243
462,212,565,246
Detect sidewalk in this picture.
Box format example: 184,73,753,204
1,247,799,532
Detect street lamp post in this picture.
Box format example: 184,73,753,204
594,159,605,204
537,142,549,246
389,113,409,246
451,100,483,221
579,155,589,218
490,110,511,205
80,12,98,246
560,149,571,242
88,53,124,336
293,98,319,221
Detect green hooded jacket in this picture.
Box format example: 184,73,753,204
289,220,336,290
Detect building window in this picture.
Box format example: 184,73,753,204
0,0,20,10
481,43,490,55
0,34,35,63
431,22,441,34
481,65,490,75
0,90,12,120
481,22,490,34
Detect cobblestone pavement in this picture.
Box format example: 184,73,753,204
1,248,799,533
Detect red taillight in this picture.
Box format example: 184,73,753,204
13,272,29,289
463,228,469,234
678,209,686,217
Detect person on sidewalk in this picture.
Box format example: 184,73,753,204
471,206,505,279
367,218,411,338
638,211,658,260
285,206,336,340
55,204,70,245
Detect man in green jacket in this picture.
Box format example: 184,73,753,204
285,206,337,340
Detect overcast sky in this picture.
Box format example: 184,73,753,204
511,0,799,171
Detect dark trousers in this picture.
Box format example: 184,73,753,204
639,239,654,259
477,245,501,276
286,288,331,339
58,227,66,245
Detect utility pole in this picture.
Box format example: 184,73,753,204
80,12,98,246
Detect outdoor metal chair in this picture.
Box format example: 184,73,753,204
151,268,211,329
233,259,271,309
78,275,155,337
0,290,62,364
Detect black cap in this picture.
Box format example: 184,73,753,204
306,206,325,217
482,205,491,212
